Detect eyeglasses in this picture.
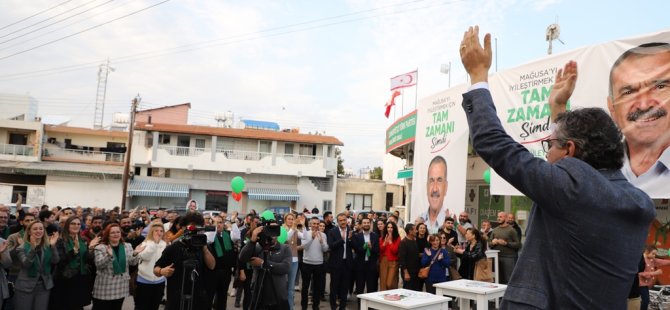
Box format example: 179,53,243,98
541,139,562,153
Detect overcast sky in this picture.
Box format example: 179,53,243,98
0,0,668,171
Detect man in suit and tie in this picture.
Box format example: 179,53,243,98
352,218,379,296
327,213,354,310
459,25,655,309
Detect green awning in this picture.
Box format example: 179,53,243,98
128,180,189,198
397,168,413,179
248,188,300,201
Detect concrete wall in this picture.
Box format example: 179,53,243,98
335,178,386,214
45,175,122,209
297,176,336,214
136,104,189,125
45,132,127,148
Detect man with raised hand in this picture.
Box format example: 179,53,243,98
459,25,655,309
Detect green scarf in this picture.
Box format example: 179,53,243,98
214,231,233,257
65,238,89,275
24,242,51,277
111,244,126,275
363,242,371,258
0,226,9,239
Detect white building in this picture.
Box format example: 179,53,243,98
0,119,127,208
128,121,343,214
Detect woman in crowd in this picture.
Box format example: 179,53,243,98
379,221,401,290
375,219,386,239
416,223,429,257
455,228,487,280
639,245,670,310
283,213,302,310
12,221,60,310
165,216,183,243
439,230,459,280
135,221,167,310
421,234,450,294
92,223,141,310
51,215,98,310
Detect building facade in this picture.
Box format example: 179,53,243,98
128,121,342,214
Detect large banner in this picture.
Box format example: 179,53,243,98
488,29,670,199
411,84,469,234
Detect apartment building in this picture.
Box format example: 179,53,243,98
129,121,343,214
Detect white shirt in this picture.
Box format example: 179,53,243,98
621,144,670,199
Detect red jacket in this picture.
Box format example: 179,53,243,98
379,236,401,261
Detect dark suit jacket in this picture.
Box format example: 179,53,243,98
463,87,655,309
351,231,379,267
327,226,354,270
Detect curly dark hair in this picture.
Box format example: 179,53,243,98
180,212,205,227
385,221,400,241
554,107,624,170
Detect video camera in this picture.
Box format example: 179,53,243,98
258,219,281,247
182,225,215,248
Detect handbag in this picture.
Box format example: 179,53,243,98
474,258,493,282
419,249,441,279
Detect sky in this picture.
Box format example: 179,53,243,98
0,0,668,172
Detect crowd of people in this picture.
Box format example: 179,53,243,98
0,193,533,310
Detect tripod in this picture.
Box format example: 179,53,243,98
179,258,199,310
249,249,288,310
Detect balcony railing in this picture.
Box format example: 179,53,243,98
215,148,271,161
157,145,208,157
0,143,34,156
43,147,125,163
281,153,321,164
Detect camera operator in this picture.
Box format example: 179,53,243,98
206,215,241,310
239,211,291,310
154,212,216,310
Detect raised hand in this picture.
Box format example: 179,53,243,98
49,232,59,246
459,25,492,84
549,60,578,121
89,236,101,249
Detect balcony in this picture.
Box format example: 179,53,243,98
142,145,333,177
215,148,271,161
43,146,124,165
0,143,38,162
158,145,207,157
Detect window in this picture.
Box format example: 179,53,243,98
259,141,271,153
195,139,206,149
147,168,153,176
327,145,333,157
299,144,316,157
284,144,294,156
345,194,373,210
145,135,153,148
323,200,332,212
134,167,141,176
159,134,171,145
12,186,27,203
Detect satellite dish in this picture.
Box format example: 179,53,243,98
545,23,564,55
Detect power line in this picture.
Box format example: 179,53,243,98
0,0,115,46
0,0,73,32
0,0,172,62
0,0,100,39
0,0,467,78
0,0,135,53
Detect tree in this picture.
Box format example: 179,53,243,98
335,147,345,176
369,166,383,180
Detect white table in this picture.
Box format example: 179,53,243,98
485,250,499,284
358,288,452,310
433,279,507,310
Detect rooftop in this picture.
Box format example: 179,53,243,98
135,122,343,146
45,125,128,139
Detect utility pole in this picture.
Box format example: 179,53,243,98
121,95,140,210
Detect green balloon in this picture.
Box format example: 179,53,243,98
483,168,491,184
277,226,288,244
231,176,245,194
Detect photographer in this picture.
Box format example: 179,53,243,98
239,211,291,310
154,212,216,310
